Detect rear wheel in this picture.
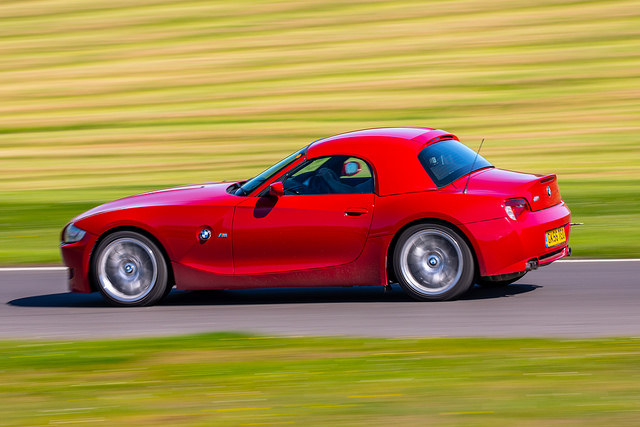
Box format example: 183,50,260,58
393,224,474,301
92,231,169,307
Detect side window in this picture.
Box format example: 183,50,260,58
281,155,373,195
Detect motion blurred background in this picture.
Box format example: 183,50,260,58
1,0,638,263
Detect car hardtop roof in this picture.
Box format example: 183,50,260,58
308,127,458,155
306,127,459,196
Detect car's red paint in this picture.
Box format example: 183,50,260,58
233,193,374,274
61,127,571,300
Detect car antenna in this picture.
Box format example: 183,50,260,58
463,138,484,194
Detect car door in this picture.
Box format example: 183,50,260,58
232,156,375,275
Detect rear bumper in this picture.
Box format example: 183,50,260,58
465,201,571,277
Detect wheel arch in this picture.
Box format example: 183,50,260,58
385,218,480,284
88,225,175,293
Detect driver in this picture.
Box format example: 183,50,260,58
314,167,356,194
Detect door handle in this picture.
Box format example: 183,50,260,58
345,207,369,216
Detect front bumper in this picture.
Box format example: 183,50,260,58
60,231,98,293
465,201,571,277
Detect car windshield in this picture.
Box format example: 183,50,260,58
235,147,308,196
418,139,493,188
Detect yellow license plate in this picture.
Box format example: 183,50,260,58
545,226,566,248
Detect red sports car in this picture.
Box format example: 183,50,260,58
61,127,571,306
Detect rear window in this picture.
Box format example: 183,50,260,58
418,139,493,188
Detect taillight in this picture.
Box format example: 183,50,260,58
504,198,529,220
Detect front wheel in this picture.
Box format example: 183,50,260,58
92,231,169,307
393,224,474,301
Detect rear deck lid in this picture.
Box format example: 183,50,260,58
527,174,562,211
460,168,562,211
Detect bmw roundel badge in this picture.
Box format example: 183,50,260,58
199,228,212,241
546,186,551,197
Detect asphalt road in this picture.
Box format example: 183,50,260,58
1,260,638,340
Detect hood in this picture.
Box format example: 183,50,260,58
73,181,238,222
455,168,563,211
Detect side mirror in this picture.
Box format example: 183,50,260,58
269,181,284,197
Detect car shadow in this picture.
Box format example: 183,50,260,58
461,283,541,300
7,292,110,307
7,283,540,308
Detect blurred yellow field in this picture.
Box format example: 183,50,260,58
1,0,639,262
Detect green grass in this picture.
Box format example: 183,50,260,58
1,0,639,263
2,334,640,425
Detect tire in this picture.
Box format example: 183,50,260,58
92,231,169,307
393,224,474,301
477,272,526,288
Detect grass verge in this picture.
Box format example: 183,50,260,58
2,333,640,425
